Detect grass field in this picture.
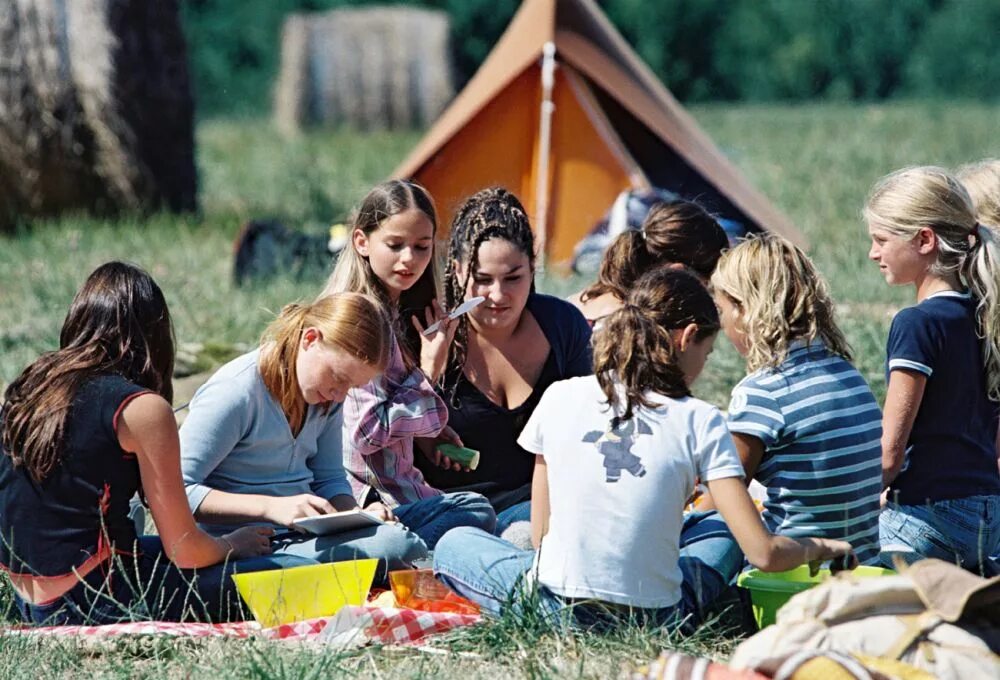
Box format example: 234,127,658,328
0,101,998,677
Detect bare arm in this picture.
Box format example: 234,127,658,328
530,455,550,549
117,395,272,568
881,370,926,487
708,476,852,572
194,488,357,528
697,433,765,511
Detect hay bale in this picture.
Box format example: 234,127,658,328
0,0,197,229
274,6,454,133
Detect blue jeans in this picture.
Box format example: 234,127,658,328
15,536,315,625
880,495,1000,576
495,500,531,536
395,492,497,548
433,510,742,631
270,521,427,586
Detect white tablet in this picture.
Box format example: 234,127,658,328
291,509,386,536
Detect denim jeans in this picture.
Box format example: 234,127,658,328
270,520,428,586
15,536,316,626
880,494,1000,576
433,510,743,631
395,491,497,548
495,500,531,536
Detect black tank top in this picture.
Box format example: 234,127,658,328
0,375,148,576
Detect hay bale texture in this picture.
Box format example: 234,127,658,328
0,0,197,229
274,6,454,133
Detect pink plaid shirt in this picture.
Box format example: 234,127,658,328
342,335,447,507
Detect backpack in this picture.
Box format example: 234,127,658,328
729,559,1000,679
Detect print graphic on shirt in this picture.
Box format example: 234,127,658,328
582,417,651,482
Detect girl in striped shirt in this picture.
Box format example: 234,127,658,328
320,181,496,548
708,235,883,565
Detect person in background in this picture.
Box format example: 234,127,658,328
415,187,592,537
568,199,728,327
865,166,1000,575
707,235,883,565
180,293,426,582
320,180,495,548
433,267,853,628
1,262,291,625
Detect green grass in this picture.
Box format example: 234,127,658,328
1,102,999,677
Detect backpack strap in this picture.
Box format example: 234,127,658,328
885,612,943,660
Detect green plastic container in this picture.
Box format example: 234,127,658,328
737,565,895,628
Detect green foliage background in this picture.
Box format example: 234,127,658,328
182,0,1000,117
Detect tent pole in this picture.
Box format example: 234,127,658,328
534,41,556,271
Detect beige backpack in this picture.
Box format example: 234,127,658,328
729,559,1000,679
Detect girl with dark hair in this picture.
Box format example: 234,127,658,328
414,187,593,536
320,181,496,548
433,267,853,628
1,262,286,625
569,199,729,326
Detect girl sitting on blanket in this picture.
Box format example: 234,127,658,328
320,180,496,548
865,166,1000,574
179,292,427,582
706,235,884,565
414,187,593,537
433,267,852,629
0,262,296,625
568,199,728,327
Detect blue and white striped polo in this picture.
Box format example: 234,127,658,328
726,341,883,565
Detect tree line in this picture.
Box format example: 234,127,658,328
182,0,999,117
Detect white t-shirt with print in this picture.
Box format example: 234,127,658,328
517,375,744,609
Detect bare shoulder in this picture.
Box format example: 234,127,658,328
117,393,176,452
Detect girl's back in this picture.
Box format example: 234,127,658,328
521,374,743,607
727,343,883,564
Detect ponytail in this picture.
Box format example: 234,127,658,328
592,267,719,423
964,223,1000,400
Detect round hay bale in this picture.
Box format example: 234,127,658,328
0,0,197,229
274,6,454,133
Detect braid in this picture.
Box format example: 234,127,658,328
442,188,536,400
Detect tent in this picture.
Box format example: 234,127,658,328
391,0,805,266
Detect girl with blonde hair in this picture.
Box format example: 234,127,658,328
321,181,496,549
180,293,428,579
710,235,883,565
865,166,1000,574
956,159,1000,228
433,267,852,627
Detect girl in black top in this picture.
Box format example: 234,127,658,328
415,188,592,534
0,262,304,625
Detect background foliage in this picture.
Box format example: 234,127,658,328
182,0,999,117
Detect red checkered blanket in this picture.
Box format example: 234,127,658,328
2,606,481,647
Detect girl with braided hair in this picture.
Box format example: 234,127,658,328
414,187,592,536
432,267,853,628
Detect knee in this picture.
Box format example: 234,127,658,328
435,526,487,564
446,492,498,533
371,524,428,568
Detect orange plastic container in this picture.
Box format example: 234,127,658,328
389,569,479,614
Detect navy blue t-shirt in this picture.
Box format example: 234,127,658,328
885,291,1000,504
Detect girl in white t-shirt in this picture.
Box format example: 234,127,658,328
433,267,853,628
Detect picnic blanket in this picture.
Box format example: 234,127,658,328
2,606,480,648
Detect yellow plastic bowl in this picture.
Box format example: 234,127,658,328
231,558,378,627
737,565,894,628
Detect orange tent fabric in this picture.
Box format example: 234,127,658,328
392,0,805,265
